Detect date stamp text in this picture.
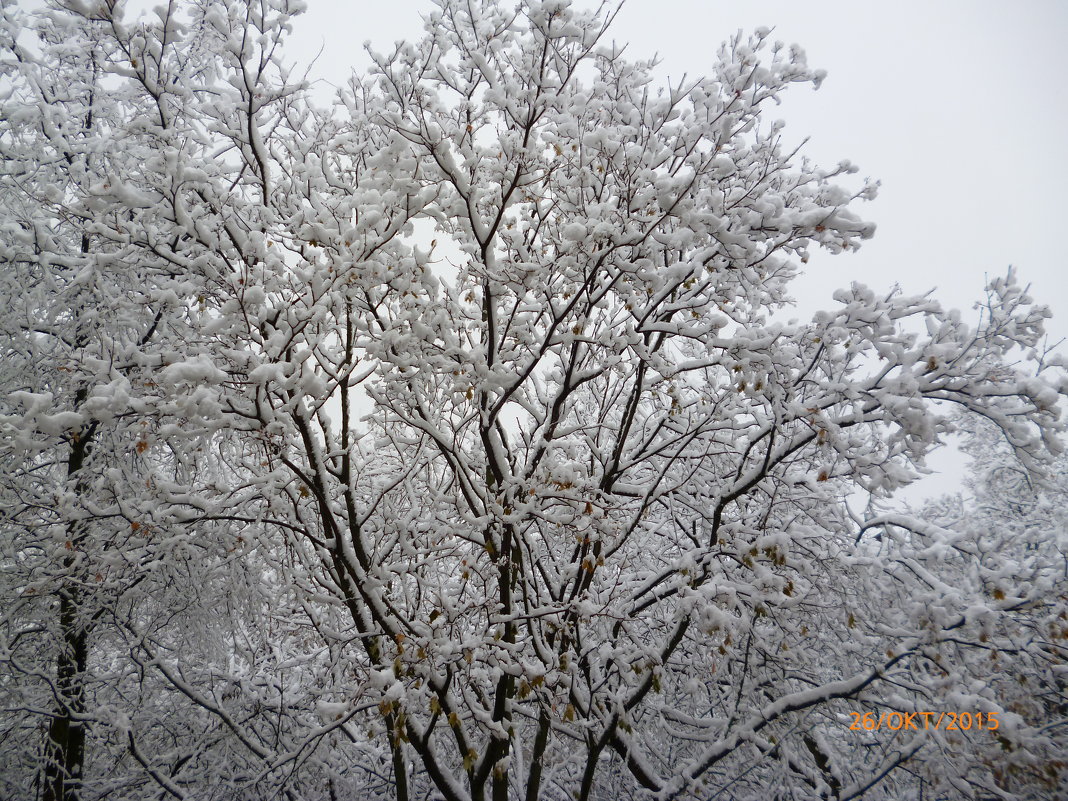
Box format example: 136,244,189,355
848,711,999,732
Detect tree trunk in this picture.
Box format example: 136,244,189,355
42,581,88,801
43,399,94,801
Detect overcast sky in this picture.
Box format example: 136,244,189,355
285,0,1067,500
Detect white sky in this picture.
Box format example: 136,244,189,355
285,0,1068,502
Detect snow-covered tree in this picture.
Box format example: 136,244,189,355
842,414,1068,800
0,2,304,798
0,4,186,795
1,1,1065,800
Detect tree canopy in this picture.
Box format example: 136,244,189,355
0,1,1065,799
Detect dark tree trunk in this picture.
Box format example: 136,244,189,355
42,582,88,801
43,395,94,801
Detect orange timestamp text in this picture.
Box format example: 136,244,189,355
848,710,999,732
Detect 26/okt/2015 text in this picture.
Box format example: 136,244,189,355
848,711,999,732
